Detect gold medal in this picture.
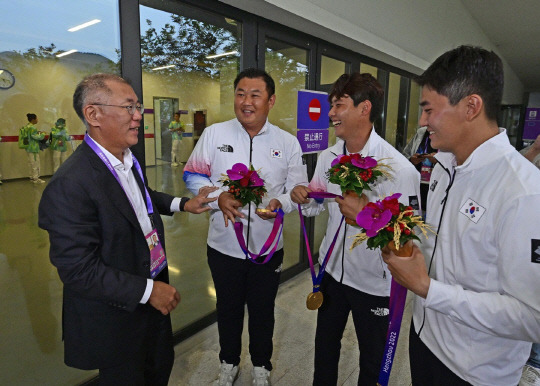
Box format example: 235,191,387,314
256,208,271,214
306,290,324,310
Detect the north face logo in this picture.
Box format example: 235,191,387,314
532,239,540,264
371,307,389,316
217,144,233,152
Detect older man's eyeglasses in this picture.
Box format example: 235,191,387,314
91,103,144,115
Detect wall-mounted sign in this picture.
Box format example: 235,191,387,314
524,108,540,140
296,90,330,153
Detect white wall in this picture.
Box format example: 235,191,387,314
528,93,540,107
220,0,524,104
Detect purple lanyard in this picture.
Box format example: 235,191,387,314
84,134,154,218
377,280,407,386
298,192,344,292
233,208,285,264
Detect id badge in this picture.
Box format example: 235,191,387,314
420,164,432,183
146,229,167,278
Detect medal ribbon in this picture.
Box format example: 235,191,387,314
377,279,407,386
233,208,285,264
298,192,344,292
84,134,154,217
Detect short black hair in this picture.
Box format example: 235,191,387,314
328,73,384,123
73,73,129,125
233,68,275,98
415,45,503,121
27,113,37,122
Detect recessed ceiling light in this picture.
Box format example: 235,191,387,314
56,49,78,58
206,50,238,59
68,19,101,32
151,64,176,71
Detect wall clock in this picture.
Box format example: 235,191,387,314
0,69,15,90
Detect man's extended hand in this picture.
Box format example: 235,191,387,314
183,186,218,214
290,185,311,204
218,192,244,227
381,242,431,298
335,192,368,223
148,281,181,315
256,198,282,220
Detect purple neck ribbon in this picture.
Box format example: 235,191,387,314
377,279,407,386
84,134,154,217
234,208,285,264
298,192,344,292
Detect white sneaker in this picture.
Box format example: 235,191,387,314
216,361,239,386
32,178,45,184
171,162,179,167
251,366,270,386
520,364,540,386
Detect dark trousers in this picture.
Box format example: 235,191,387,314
409,322,472,386
99,310,174,386
313,274,389,386
207,245,283,370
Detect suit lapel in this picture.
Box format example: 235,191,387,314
82,142,143,233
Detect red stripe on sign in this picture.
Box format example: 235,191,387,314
0,136,19,142
144,133,155,138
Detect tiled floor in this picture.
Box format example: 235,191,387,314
169,268,413,386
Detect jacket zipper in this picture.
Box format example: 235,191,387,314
417,165,456,337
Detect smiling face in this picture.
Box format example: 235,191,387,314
329,95,367,141
87,80,142,159
419,87,468,157
234,77,275,135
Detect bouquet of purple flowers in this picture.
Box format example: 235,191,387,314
220,163,267,206
352,193,434,254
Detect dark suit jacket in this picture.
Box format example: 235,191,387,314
38,141,175,370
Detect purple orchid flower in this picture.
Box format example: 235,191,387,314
350,155,377,169
227,163,249,180
355,201,392,237
249,173,264,187
330,154,345,167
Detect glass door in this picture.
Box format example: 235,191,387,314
259,24,313,273
153,97,178,163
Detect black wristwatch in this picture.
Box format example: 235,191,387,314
179,197,189,212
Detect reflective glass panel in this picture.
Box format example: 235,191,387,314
360,62,378,78
265,38,309,270
140,2,241,330
385,72,402,146
406,81,421,141
0,1,120,384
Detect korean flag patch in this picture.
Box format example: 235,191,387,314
459,198,486,223
532,239,540,264
271,149,282,158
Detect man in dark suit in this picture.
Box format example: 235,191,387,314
38,73,216,385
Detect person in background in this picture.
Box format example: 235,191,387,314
24,113,45,184
50,118,70,173
519,133,540,386
169,111,184,167
39,73,217,385
183,68,308,386
402,126,437,214
290,73,420,385
382,45,540,386
520,133,540,168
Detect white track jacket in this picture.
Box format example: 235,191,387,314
183,118,308,259
301,129,420,296
413,129,540,385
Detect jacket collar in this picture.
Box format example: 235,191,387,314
80,141,144,233
234,118,270,137
435,128,513,173
329,127,380,157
